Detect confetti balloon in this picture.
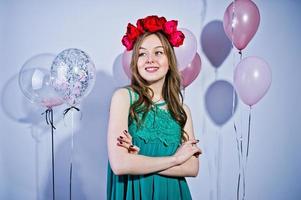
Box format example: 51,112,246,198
50,48,96,106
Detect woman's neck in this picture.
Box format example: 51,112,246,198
148,78,165,101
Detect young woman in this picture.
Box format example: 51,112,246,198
107,15,201,200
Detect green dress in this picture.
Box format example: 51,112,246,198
107,88,192,200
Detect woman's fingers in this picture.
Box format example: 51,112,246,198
117,135,131,144
117,130,133,144
117,142,140,154
116,130,139,154
117,140,131,149
128,145,140,154
193,147,202,158
182,139,199,146
123,130,132,140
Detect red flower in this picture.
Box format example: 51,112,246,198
121,15,185,50
121,35,134,51
163,20,178,34
136,18,145,33
143,15,165,32
168,31,185,47
158,16,167,27
126,23,141,40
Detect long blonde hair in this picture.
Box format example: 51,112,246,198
128,31,188,142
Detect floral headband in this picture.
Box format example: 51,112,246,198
121,15,185,51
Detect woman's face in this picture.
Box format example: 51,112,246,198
137,34,169,84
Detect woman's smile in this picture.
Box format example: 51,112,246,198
145,66,159,73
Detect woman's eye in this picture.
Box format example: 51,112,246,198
138,52,146,57
155,51,164,55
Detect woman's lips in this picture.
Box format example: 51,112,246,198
145,66,159,73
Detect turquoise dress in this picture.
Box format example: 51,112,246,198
107,88,192,200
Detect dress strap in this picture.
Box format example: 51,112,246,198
126,87,133,105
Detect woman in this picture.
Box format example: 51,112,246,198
107,15,201,200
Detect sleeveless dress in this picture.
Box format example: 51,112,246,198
107,88,192,200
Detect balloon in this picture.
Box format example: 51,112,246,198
175,28,197,70
180,53,202,88
234,56,272,106
205,80,238,126
122,50,132,79
201,20,232,68
19,53,64,108
50,48,96,106
223,0,260,50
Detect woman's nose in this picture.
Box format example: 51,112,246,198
146,54,154,64
146,54,154,63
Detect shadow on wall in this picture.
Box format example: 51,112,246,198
42,53,130,199
201,20,232,70
1,51,130,199
1,73,64,131
204,80,238,127
1,72,64,200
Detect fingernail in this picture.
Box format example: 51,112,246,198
119,136,123,139
124,130,128,133
120,141,123,144
130,145,134,148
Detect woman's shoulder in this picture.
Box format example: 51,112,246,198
111,87,131,104
183,103,191,114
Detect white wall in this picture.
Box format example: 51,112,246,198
0,0,300,199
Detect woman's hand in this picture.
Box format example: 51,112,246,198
173,139,202,165
117,130,140,154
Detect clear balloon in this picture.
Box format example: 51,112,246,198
223,0,260,50
175,28,197,70
19,53,64,108
234,56,272,106
122,50,132,79
180,53,202,88
50,48,96,106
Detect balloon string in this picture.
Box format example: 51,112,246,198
242,106,252,200
63,106,81,118
69,110,74,200
63,106,80,200
246,106,252,160
230,1,244,200
42,108,56,130
41,108,56,200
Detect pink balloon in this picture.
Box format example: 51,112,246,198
234,56,272,106
122,50,132,79
175,28,197,70
180,53,202,88
223,0,260,50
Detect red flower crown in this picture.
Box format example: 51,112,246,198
121,15,185,51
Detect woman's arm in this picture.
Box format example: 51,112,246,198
107,89,200,175
158,104,201,177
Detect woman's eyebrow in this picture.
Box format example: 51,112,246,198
139,46,164,50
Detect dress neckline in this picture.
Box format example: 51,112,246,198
153,100,166,107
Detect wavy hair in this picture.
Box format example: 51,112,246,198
128,31,188,142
